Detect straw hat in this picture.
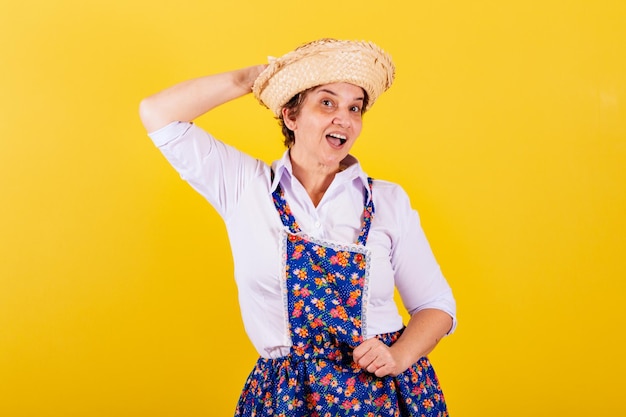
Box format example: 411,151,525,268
252,38,395,117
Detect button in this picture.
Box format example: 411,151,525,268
314,221,321,228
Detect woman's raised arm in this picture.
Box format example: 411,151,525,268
139,64,266,133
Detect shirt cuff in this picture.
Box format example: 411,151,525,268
148,121,193,147
410,303,457,336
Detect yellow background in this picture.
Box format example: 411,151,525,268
1,0,625,415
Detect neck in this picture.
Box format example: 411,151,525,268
290,156,343,207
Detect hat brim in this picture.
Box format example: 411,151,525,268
252,39,395,117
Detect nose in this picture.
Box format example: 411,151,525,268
332,108,351,128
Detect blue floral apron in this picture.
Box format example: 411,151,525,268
235,179,448,416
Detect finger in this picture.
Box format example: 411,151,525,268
352,345,368,363
358,353,376,371
352,338,379,363
366,359,383,374
373,351,402,377
374,363,393,377
364,351,392,374
357,348,384,370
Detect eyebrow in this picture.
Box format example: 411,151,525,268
315,88,365,102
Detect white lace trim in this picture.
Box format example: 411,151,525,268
279,228,292,347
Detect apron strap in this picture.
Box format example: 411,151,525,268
271,171,375,245
356,177,375,246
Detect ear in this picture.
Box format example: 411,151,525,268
282,107,297,131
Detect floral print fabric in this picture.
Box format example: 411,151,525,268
235,179,448,416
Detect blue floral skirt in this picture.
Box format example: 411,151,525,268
234,332,448,417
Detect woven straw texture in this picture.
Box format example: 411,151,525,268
252,38,395,117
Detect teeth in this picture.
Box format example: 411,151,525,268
329,133,347,140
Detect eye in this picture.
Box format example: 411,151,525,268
350,105,361,113
321,99,333,107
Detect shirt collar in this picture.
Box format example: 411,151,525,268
270,151,372,203
269,149,292,192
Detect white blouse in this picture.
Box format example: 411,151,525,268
149,122,456,359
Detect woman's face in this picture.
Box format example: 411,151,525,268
284,82,364,169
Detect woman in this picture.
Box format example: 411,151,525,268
140,38,456,416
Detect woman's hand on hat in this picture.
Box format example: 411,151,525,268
352,337,409,377
235,64,267,92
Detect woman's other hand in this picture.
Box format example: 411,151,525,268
353,337,409,377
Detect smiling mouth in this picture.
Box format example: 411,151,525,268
327,133,347,146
